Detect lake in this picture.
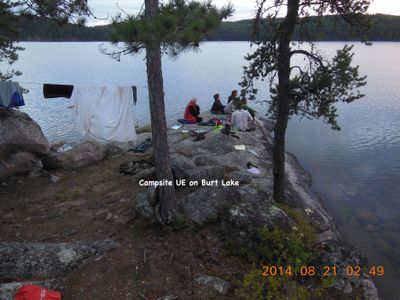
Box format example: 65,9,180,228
13,41,400,299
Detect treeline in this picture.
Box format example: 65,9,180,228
16,14,400,42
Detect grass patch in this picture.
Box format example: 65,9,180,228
232,204,336,299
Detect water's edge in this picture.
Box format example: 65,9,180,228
259,119,379,299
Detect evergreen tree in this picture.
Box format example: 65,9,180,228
105,0,233,224
240,0,370,202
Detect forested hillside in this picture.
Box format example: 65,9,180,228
16,14,400,42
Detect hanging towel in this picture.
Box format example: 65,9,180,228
0,81,25,108
43,84,137,104
68,86,136,143
43,84,74,99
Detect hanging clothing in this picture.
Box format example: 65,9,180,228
43,84,74,99
43,84,138,104
0,81,25,108
68,86,136,143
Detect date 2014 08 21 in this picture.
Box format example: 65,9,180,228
261,265,385,277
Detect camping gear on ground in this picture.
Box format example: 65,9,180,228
248,167,261,175
247,162,258,169
234,145,246,151
221,124,240,139
189,129,207,141
247,149,260,158
171,124,183,130
68,86,136,143
181,129,189,138
130,138,152,153
199,117,224,127
56,144,73,153
190,129,208,135
14,285,61,300
247,161,261,174
193,133,206,141
0,81,25,108
178,118,196,124
120,159,153,175
221,124,231,135
212,125,224,131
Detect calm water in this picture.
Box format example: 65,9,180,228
13,42,400,299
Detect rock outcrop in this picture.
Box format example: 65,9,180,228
162,115,379,300
0,240,116,280
0,109,49,179
42,141,107,170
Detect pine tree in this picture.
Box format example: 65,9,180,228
240,0,370,202
105,0,233,224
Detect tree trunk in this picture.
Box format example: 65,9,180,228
145,0,177,224
273,0,299,201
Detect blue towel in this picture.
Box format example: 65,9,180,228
0,81,25,108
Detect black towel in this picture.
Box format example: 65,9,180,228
43,84,137,104
43,84,74,99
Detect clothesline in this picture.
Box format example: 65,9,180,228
18,81,148,88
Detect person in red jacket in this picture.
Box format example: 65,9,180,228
184,98,203,123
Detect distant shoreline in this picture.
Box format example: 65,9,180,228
16,39,400,43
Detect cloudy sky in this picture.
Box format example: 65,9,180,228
88,0,400,25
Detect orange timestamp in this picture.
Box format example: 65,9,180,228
261,265,384,277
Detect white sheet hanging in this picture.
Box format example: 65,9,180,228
68,86,136,143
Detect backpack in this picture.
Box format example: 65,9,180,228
14,285,61,300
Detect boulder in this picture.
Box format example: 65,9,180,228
170,153,196,180
0,109,49,179
0,152,38,179
42,141,106,170
227,171,253,184
226,203,291,230
186,166,225,182
195,274,230,295
178,186,236,225
0,240,116,280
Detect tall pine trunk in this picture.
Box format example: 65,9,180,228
145,0,177,224
273,0,299,201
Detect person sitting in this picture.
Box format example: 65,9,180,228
241,97,257,118
231,102,254,131
210,93,225,114
184,98,203,123
227,90,239,104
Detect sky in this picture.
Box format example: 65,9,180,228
88,0,400,25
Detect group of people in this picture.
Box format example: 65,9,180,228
183,90,256,131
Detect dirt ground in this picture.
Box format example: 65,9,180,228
0,152,250,300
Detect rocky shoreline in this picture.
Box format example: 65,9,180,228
0,109,379,299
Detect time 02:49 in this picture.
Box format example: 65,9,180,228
261,265,384,277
